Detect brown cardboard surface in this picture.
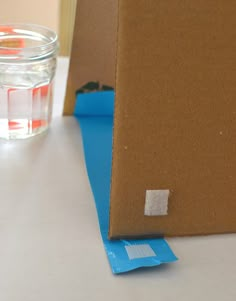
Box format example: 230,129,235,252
63,0,118,115
109,0,236,238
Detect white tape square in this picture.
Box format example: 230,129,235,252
125,244,156,260
144,190,169,216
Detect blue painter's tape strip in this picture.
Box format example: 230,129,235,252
75,91,114,116
74,91,177,274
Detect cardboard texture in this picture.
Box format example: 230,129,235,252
66,0,236,238
63,0,118,115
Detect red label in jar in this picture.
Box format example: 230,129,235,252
0,26,24,55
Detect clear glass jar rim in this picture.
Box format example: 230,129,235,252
0,23,58,51
0,23,58,61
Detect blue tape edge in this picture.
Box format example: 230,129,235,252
74,91,177,274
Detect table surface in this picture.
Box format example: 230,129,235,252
0,57,235,301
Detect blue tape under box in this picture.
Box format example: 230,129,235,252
74,91,177,274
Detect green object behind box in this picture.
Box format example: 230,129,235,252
64,0,236,239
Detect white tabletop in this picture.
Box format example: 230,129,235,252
0,57,235,301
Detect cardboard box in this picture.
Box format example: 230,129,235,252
65,0,236,238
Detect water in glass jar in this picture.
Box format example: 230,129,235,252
0,70,54,139
0,24,57,139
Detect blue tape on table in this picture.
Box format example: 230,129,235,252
74,91,177,274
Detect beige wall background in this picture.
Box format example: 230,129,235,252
0,0,77,56
0,0,60,33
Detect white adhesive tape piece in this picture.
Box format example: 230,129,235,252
144,190,169,216
125,244,156,260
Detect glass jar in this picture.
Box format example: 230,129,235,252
0,24,58,139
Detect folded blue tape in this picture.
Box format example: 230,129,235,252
74,91,177,274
